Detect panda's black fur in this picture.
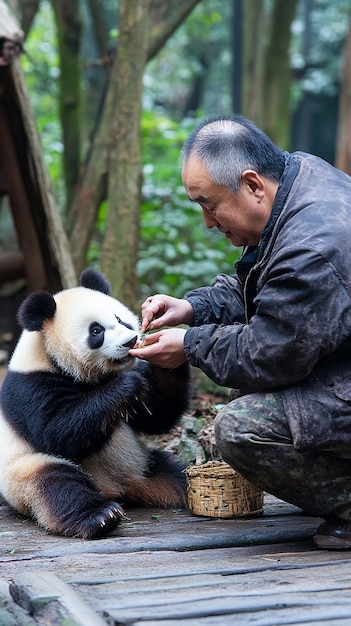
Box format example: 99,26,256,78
0,268,190,538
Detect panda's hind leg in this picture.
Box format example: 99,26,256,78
0,412,124,538
125,449,188,508
4,451,126,538
33,460,126,538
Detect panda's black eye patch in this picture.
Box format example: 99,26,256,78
88,322,105,349
115,315,134,331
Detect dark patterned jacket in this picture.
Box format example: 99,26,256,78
183,152,351,454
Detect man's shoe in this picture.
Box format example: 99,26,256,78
313,518,351,550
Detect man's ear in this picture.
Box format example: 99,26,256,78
241,170,265,197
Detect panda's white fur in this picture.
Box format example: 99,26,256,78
0,269,190,538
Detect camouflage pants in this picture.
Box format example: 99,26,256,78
214,391,351,521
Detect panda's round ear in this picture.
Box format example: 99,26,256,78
80,268,111,295
17,292,56,331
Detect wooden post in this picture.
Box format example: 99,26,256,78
0,98,46,292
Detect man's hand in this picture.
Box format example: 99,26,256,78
140,295,194,332
129,328,187,369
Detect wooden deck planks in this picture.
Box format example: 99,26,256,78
70,551,351,625
1,493,351,624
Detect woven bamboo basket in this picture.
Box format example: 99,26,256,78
186,461,264,518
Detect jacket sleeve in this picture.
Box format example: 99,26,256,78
183,247,351,391
184,273,246,326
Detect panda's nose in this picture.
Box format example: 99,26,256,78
122,335,138,348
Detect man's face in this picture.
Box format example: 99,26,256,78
182,156,273,247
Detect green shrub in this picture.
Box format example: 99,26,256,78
139,112,240,298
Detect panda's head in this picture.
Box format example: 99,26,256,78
14,268,142,383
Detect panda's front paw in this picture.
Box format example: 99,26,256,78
121,370,146,399
66,501,126,539
90,501,127,538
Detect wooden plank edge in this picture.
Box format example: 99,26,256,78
0,580,37,625
9,571,107,626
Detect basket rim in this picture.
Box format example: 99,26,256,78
186,460,239,479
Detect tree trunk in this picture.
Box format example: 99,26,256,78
148,0,200,61
18,0,39,36
51,0,82,213
261,0,298,148
66,58,116,274
335,24,351,174
241,0,266,125
183,49,211,116
231,0,243,114
86,0,110,63
100,0,150,307
67,0,202,285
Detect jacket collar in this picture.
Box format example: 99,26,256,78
259,152,300,256
236,152,301,282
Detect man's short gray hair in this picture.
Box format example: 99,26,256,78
182,115,285,193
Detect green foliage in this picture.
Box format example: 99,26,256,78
291,0,351,101
143,2,232,118
138,112,240,299
88,112,240,299
21,0,239,301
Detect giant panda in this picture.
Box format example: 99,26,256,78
0,268,190,539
